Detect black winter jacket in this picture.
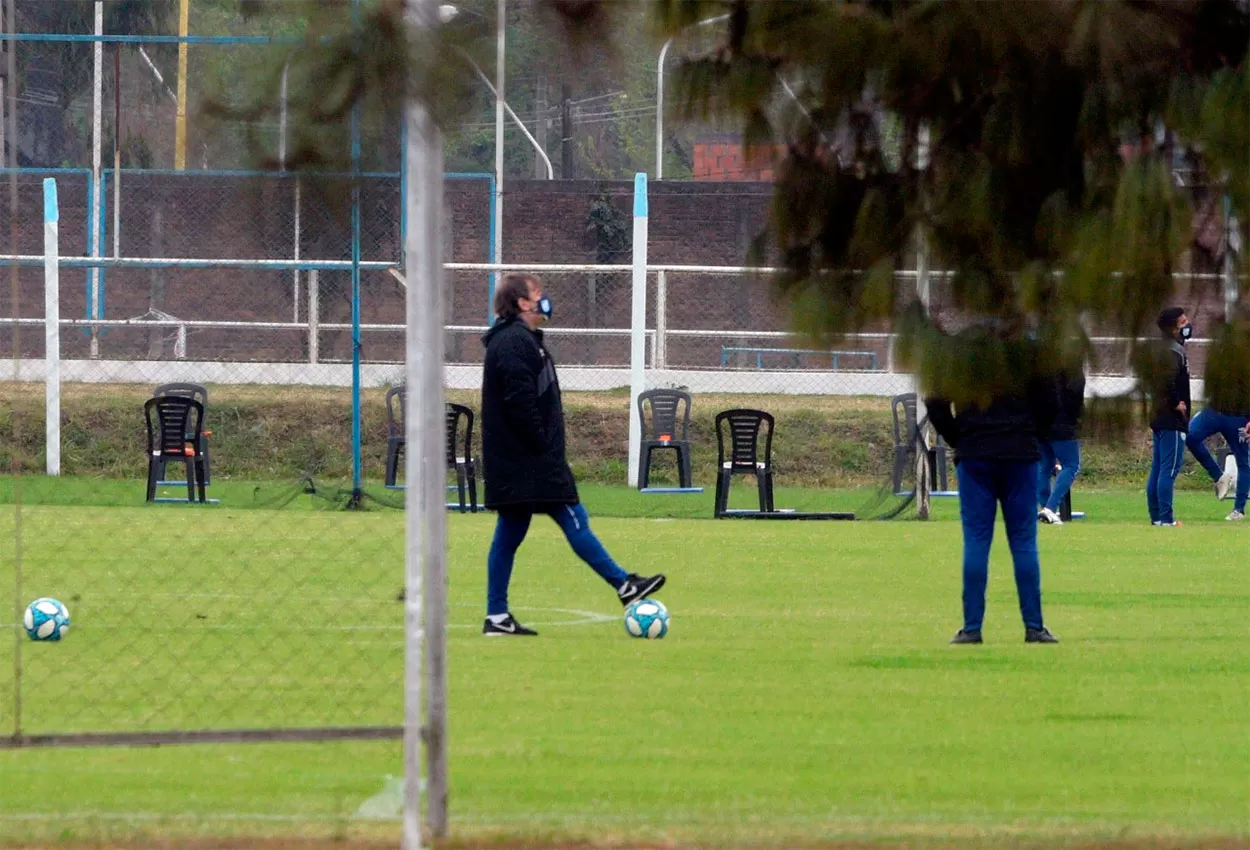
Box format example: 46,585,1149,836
1150,339,1191,433
1042,369,1086,442
480,318,578,508
924,380,1058,465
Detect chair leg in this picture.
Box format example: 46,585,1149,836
184,458,196,503
677,446,692,489
892,446,906,494
763,469,775,512
757,471,773,513
385,442,398,487
200,439,211,485
146,457,159,503
467,461,478,510
639,445,651,489
195,457,207,503
455,465,467,513
714,469,730,516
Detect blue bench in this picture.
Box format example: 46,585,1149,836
719,347,878,370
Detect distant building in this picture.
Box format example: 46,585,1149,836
691,134,782,181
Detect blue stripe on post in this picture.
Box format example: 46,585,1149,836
43,178,58,223
633,172,648,218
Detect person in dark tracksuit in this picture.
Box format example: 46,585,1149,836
479,273,666,636
925,344,1060,645
1037,365,1086,525
1147,307,1192,527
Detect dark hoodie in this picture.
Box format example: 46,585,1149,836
1042,368,1086,442
1149,338,1191,433
480,317,578,508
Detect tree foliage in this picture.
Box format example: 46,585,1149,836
648,0,1249,410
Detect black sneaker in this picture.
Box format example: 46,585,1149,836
482,613,538,636
617,573,666,606
950,628,983,644
1025,626,1059,644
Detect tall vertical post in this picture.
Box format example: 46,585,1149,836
5,0,22,745
492,0,505,316
627,173,649,488
350,0,364,505
174,0,190,170
43,180,60,477
403,1,447,846
89,1,103,358
913,124,931,519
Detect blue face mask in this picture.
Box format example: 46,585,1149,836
1180,324,1193,341
535,297,553,319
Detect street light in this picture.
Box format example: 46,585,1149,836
655,13,728,180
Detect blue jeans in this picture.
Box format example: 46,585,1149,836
1186,408,1250,512
956,460,1044,632
1147,429,1186,524
1037,439,1081,513
487,502,628,615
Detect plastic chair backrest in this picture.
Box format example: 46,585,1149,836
445,403,475,466
892,393,917,446
715,409,774,471
386,385,407,438
155,382,208,408
145,396,204,456
637,389,692,442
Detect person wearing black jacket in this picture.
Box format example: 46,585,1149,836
1036,365,1086,525
479,273,665,636
924,335,1060,645
1147,307,1192,527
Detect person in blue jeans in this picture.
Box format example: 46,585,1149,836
1037,365,1086,525
925,336,1060,645
1147,307,1192,526
1185,316,1250,521
478,273,666,636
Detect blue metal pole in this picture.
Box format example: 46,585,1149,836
350,0,363,503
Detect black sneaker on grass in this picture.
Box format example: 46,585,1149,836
950,628,983,644
1025,626,1059,644
617,573,666,606
482,613,538,636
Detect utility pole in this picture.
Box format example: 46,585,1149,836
560,81,573,179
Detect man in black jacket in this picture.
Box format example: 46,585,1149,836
924,332,1059,645
479,273,665,636
1036,364,1086,525
1147,307,1192,527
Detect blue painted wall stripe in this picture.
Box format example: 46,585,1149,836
43,178,58,223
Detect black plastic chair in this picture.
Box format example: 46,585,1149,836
385,385,406,487
892,393,948,493
144,396,206,503
714,409,775,516
445,403,479,512
637,389,694,489
891,393,917,494
154,382,210,485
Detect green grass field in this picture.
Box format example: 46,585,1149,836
0,480,1246,848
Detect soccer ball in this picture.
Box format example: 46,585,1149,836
24,598,70,642
624,598,669,639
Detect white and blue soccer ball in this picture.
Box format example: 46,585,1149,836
624,598,669,639
24,598,70,642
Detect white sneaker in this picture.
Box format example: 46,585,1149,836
1226,510,1245,521
1215,472,1235,501
1038,507,1063,525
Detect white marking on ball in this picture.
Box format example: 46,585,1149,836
23,608,33,631
36,601,58,616
625,617,643,637
637,602,658,616
58,624,69,638
36,619,55,639
646,617,665,639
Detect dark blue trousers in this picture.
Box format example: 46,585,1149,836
956,459,1045,632
1185,408,1250,513
1037,439,1081,513
487,502,628,616
1147,429,1186,524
